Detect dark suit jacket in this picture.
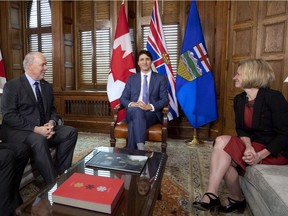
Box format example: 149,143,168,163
1,74,59,143
120,71,169,122
234,88,288,157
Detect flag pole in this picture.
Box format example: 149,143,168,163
186,128,203,145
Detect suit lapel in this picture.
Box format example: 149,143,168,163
20,75,37,104
135,73,141,99
149,72,157,94
21,74,48,113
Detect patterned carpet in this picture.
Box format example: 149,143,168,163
189,143,251,216
21,133,252,216
74,133,191,215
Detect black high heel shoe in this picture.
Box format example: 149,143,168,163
192,192,220,212
220,197,246,213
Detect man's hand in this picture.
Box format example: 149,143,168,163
34,124,55,139
130,101,152,110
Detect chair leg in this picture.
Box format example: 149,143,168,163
124,138,128,148
110,138,116,147
161,142,167,153
157,185,162,200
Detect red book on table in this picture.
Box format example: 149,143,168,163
52,172,124,214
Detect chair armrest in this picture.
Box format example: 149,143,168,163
111,104,124,127
110,104,124,147
161,106,169,145
56,114,64,126
162,106,169,127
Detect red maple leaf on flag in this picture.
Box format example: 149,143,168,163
107,2,136,122
110,46,134,83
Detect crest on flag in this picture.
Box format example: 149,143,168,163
178,42,212,82
178,50,202,81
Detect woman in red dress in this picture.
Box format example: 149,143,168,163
192,59,288,213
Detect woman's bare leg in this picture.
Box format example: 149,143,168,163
201,135,232,203
223,166,245,204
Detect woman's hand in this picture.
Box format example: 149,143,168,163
243,151,262,165
242,145,257,165
243,148,271,166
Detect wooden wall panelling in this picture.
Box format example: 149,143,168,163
51,1,64,92
224,1,288,135
3,2,24,81
223,1,259,135
11,2,23,79
211,1,229,138
63,1,74,90
257,1,288,99
51,1,75,92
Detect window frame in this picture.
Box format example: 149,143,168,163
24,0,53,83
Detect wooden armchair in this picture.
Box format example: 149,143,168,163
110,105,169,153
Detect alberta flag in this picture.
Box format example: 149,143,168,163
107,2,136,122
176,0,218,128
147,0,179,121
0,50,7,94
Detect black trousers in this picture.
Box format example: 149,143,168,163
0,143,30,216
24,125,78,183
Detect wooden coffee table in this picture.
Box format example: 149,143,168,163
16,146,167,216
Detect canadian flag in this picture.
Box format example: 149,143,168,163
0,50,7,94
107,2,136,122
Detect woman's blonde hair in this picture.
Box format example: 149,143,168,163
238,59,275,88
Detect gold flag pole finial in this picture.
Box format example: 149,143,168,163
186,128,203,146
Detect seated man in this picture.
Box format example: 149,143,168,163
120,50,169,150
1,52,78,184
0,142,30,216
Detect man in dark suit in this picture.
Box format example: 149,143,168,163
1,52,78,184
120,50,169,150
0,142,30,216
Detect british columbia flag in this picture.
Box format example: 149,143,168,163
146,0,179,120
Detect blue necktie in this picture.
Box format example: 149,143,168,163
142,75,149,104
34,82,45,126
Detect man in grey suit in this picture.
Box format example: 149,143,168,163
1,52,78,184
120,50,169,150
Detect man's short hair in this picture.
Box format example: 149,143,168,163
137,50,153,61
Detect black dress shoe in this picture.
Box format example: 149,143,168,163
192,192,220,212
220,197,246,213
